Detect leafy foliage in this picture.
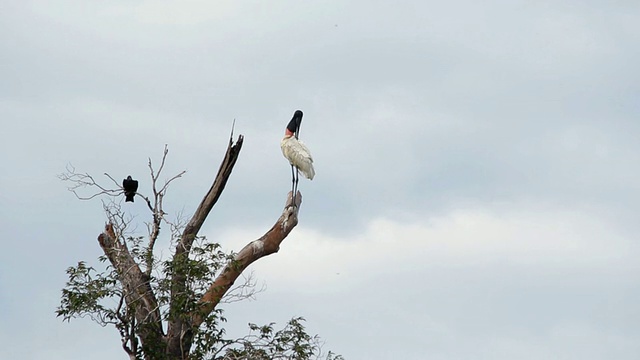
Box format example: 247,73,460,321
56,259,121,324
57,235,341,359
219,317,345,360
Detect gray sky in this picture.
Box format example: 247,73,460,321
1,1,639,359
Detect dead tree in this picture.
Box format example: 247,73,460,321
56,131,332,360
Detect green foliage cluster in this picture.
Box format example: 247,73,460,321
57,235,342,359
220,318,344,360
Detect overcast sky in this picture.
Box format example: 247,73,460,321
1,1,639,359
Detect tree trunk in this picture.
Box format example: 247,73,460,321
98,223,165,357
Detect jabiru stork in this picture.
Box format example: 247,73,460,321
281,110,314,198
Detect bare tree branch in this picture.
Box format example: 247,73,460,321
167,133,244,359
58,164,122,200
150,145,169,184
103,172,124,188
98,223,164,355
192,191,302,328
141,145,186,276
220,271,266,304
158,171,186,194
178,134,244,253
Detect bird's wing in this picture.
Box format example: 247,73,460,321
295,140,313,162
123,179,138,191
281,138,315,180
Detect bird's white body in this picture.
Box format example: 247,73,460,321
281,135,315,180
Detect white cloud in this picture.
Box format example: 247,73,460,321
217,203,636,292
217,203,640,360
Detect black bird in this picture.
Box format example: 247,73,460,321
122,175,138,202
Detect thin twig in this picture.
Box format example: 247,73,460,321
158,170,186,195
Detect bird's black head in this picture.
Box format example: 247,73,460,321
127,175,132,180
286,110,303,137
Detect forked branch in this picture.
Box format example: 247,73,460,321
58,164,122,200
97,224,164,352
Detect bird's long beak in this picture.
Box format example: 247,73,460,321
295,119,302,139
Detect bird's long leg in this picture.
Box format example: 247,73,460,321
290,164,296,198
294,167,300,201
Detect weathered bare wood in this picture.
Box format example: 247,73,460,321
167,134,244,359
192,191,302,328
146,145,186,276
179,135,244,254
98,223,164,357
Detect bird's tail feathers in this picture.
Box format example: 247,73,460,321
300,165,315,180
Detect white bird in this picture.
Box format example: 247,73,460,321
281,110,314,197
